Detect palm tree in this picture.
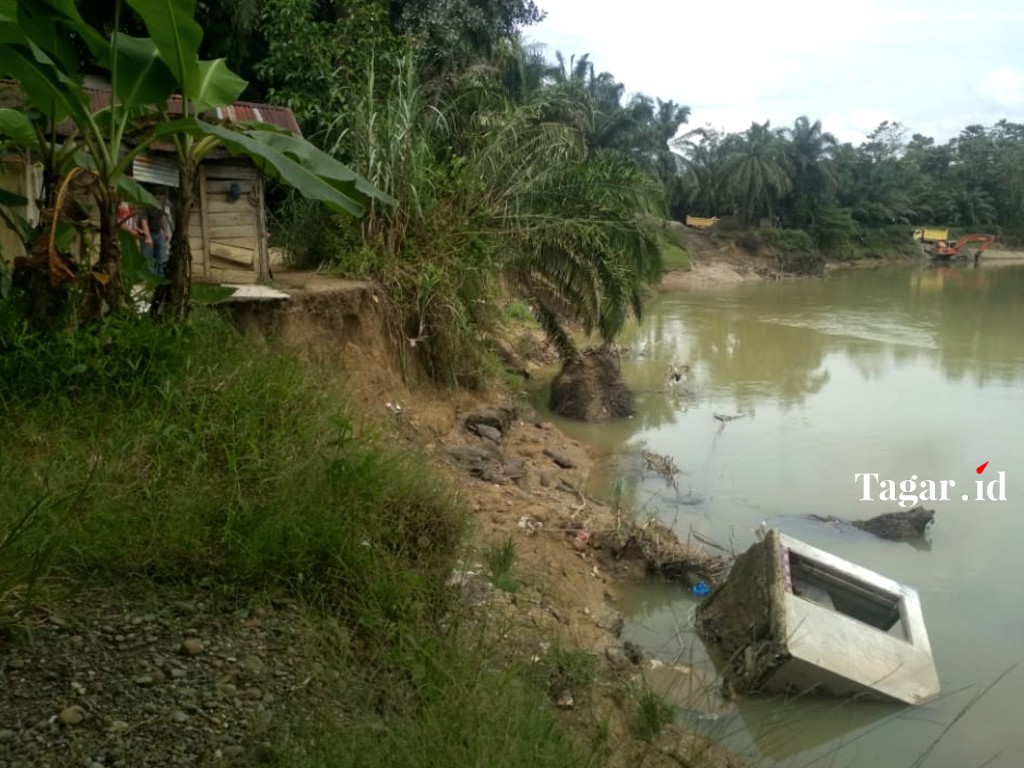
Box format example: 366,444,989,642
721,121,791,226
780,116,837,228
491,39,549,105
947,186,997,226
547,51,593,86
342,52,665,375
463,85,665,358
497,147,663,357
671,126,727,216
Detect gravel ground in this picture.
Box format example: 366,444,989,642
0,592,329,768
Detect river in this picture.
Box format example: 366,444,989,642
548,261,1024,768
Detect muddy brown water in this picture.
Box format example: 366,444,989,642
545,261,1024,768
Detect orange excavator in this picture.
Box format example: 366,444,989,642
926,234,995,261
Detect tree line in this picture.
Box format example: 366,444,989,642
673,117,1024,252
3,0,1022,384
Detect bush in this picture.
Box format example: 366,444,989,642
811,207,859,256
527,646,597,699
763,227,815,254
268,193,356,269
736,231,762,254
856,225,921,259
505,301,536,324
776,251,825,275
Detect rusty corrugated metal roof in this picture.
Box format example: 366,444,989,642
0,80,301,136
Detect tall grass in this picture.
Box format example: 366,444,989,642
0,308,609,767
0,310,463,639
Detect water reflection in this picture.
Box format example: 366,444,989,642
616,583,910,766
722,695,908,765
548,263,1024,768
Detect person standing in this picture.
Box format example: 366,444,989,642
142,187,170,276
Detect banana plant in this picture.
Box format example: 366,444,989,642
0,0,394,318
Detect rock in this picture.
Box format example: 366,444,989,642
464,405,515,435
8,659,26,670
135,672,164,686
503,457,527,481
446,444,495,466
108,720,130,733
216,683,238,698
0,728,16,741
170,710,189,724
543,448,575,469
240,655,265,676
223,745,245,758
555,690,574,709
472,424,503,444
180,638,205,656
549,347,636,421
605,646,631,671
59,705,85,726
852,506,935,540
810,506,935,541
623,641,645,665
593,611,624,637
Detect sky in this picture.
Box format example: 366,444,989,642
526,0,1024,146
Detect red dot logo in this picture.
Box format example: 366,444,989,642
976,461,990,475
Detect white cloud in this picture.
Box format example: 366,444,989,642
529,0,1024,143
822,110,897,146
981,67,1024,108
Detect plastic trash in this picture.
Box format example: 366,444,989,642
692,580,710,597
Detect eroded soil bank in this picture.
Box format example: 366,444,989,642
0,278,741,768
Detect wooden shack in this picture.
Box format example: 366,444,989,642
0,81,301,285
184,159,272,284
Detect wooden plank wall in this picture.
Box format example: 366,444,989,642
188,163,266,284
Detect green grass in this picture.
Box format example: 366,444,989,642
527,646,598,700
484,536,520,593
279,638,601,768
0,311,463,634
631,682,675,742
0,307,604,768
505,300,537,324
659,234,691,271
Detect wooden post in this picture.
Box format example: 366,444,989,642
198,166,211,281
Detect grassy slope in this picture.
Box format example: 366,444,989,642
0,308,601,768
659,234,691,271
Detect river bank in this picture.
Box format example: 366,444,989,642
280,279,743,765
0,281,742,768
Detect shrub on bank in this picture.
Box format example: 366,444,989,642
763,227,815,254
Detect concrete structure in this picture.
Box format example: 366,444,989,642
696,530,940,706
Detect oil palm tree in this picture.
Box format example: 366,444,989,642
721,121,791,226
343,52,664,375
781,116,837,228
671,126,727,217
